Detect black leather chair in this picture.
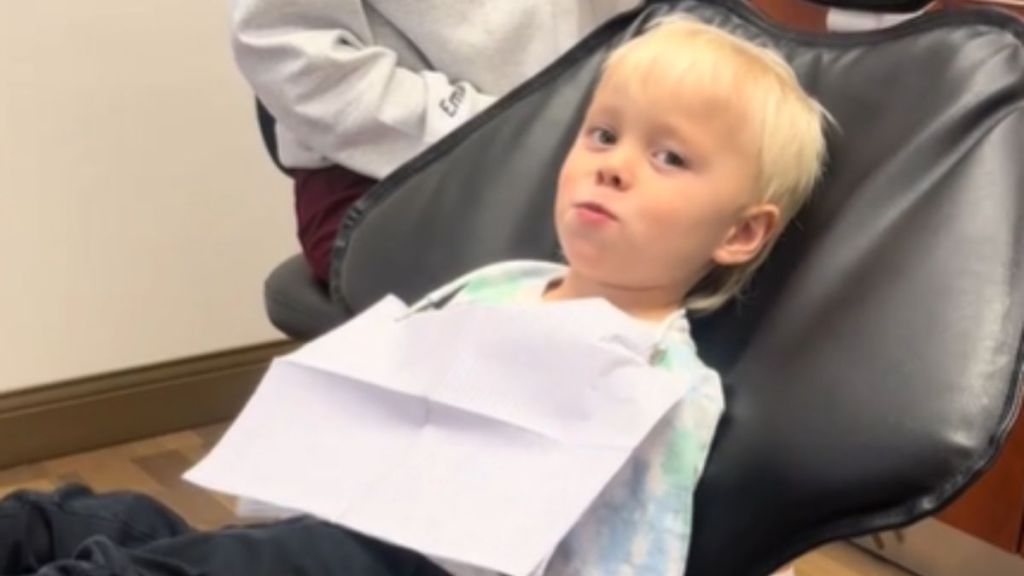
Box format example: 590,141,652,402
262,1,1024,574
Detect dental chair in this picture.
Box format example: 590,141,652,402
260,0,1024,574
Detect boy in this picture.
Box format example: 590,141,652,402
0,17,827,576
424,17,828,575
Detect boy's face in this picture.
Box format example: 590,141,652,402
555,70,777,298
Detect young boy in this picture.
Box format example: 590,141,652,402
0,17,827,576
420,17,828,576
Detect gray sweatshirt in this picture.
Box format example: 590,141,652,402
230,0,641,178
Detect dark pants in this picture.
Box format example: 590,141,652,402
293,166,377,284
0,485,449,576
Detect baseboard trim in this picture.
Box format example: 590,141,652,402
0,341,295,469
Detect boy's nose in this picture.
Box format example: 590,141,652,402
596,156,632,191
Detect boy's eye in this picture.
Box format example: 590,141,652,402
654,150,689,169
587,127,617,146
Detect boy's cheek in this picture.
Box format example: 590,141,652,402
555,165,579,201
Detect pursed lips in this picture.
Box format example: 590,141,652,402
573,201,619,221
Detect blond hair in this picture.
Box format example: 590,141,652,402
603,17,831,312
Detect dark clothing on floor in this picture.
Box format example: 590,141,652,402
0,485,449,576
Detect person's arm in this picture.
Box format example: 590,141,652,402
230,0,498,178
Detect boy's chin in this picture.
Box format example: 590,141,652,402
561,248,627,281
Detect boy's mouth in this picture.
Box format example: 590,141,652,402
573,201,619,222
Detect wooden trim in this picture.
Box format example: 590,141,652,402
0,341,295,469
749,0,829,32
936,403,1024,552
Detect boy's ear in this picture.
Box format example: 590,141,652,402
712,204,781,266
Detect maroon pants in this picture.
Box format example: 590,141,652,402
293,166,377,283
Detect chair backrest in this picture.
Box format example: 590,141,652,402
330,1,1024,574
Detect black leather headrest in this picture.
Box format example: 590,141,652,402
332,1,1024,574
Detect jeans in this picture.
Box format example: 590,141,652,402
0,485,449,576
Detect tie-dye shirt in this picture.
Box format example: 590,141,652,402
430,261,724,576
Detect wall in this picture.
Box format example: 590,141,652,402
0,1,296,391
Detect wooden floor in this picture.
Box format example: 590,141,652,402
0,423,239,530
0,424,915,576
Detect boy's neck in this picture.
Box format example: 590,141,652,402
544,268,686,323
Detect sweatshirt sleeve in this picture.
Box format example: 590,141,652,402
230,0,498,178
